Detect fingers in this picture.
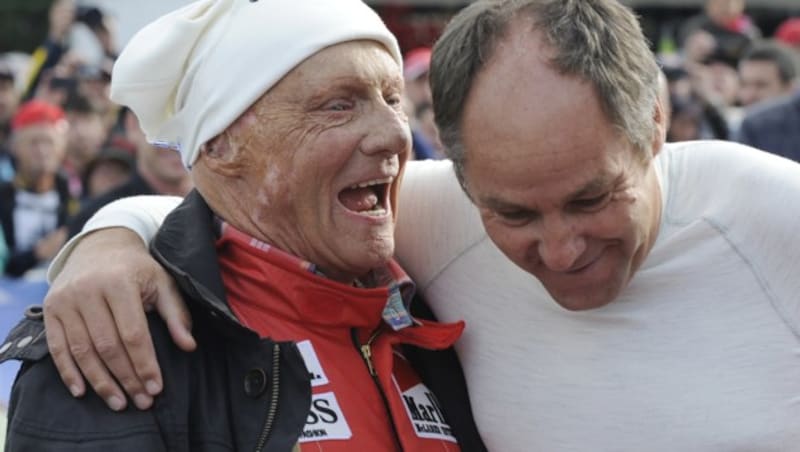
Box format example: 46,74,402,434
153,274,196,353
82,293,155,410
106,278,163,400
45,312,85,398
45,299,128,411
43,227,190,412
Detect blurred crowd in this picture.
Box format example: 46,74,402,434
0,0,193,279
0,0,798,279
658,0,800,152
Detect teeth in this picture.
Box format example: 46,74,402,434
348,177,392,190
362,208,387,217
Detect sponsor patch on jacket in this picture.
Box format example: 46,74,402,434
401,383,458,443
296,339,329,387
299,391,353,442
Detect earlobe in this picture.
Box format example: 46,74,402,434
651,99,667,157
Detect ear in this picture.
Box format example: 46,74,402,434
195,131,245,178
650,95,667,158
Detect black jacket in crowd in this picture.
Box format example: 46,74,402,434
0,190,487,451
66,170,157,239
0,175,74,277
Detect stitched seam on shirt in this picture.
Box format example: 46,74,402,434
702,216,800,341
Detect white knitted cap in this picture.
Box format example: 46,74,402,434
110,0,401,168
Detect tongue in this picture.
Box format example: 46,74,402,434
339,187,379,212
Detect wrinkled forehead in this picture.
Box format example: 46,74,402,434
248,40,403,110
12,123,64,147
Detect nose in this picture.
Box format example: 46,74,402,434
360,101,411,158
535,216,587,272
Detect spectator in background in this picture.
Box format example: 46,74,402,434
35,70,77,110
687,47,743,137
79,146,133,199
404,47,433,113
414,100,443,154
74,59,117,131
0,62,22,183
72,5,119,60
678,0,760,66
403,47,440,160
23,0,118,103
0,101,75,278
738,41,798,107
67,108,192,237
667,95,706,141
22,0,76,101
61,90,108,199
736,90,800,161
0,64,21,144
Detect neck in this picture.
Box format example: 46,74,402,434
197,173,360,285
16,172,56,193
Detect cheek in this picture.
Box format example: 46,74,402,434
598,202,647,250
483,220,533,264
254,166,284,211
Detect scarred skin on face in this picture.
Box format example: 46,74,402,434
460,25,665,311
192,41,411,284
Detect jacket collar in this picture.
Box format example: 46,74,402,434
150,190,240,326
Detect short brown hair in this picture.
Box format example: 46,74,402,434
430,0,661,189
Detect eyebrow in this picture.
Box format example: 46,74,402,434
568,174,615,200
480,172,620,211
304,75,402,103
480,196,534,213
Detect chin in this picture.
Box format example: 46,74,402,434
553,294,615,311
548,283,622,311
360,239,395,267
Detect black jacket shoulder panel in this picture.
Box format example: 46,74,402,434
0,306,48,364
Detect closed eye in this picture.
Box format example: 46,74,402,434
325,99,354,112
496,209,538,226
570,193,610,211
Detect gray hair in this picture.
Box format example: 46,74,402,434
430,0,661,190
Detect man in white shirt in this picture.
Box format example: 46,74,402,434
22,0,800,450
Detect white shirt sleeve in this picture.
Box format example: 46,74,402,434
47,195,183,282
394,160,486,289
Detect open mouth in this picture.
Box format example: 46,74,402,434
338,177,392,217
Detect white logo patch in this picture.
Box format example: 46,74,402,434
296,340,329,387
400,383,458,443
299,391,353,443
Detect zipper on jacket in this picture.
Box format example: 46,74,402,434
351,327,404,452
254,343,281,452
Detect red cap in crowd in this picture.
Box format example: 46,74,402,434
775,18,800,47
404,47,432,81
11,100,66,131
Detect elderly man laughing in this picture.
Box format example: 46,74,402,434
0,0,480,450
